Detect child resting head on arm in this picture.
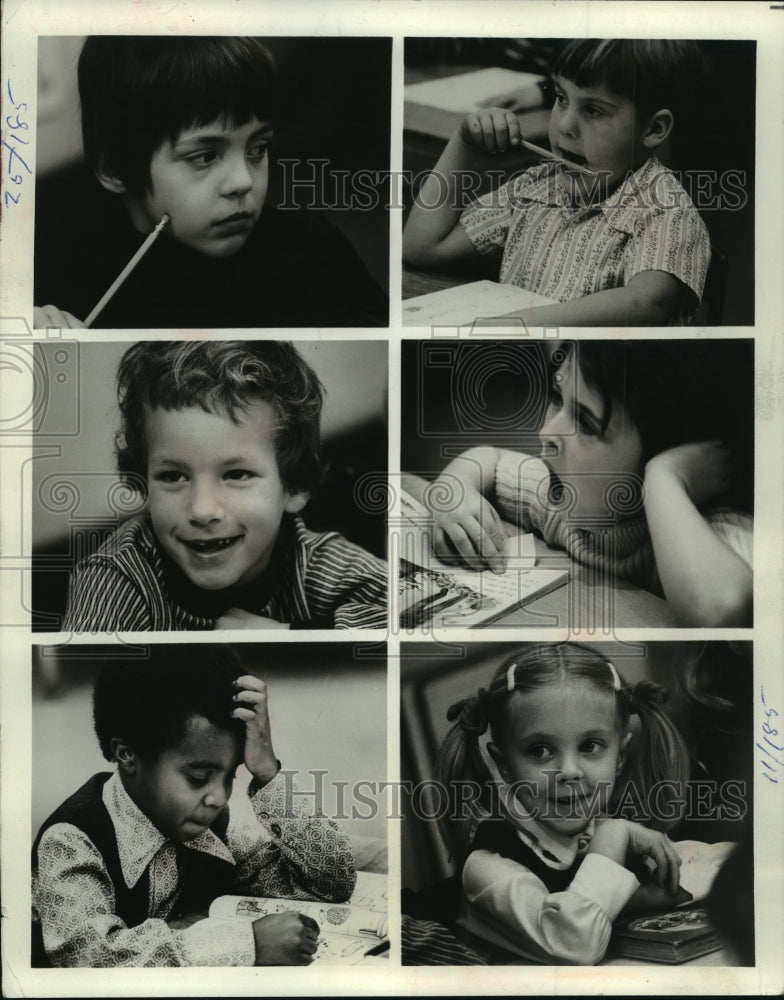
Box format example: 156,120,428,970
434,643,690,965
412,339,752,627
403,39,712,326
34,36,386,329
63,340,387,632
32,644,356,967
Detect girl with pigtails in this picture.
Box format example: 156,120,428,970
430,642,691,965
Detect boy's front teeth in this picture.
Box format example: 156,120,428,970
188,538,235,552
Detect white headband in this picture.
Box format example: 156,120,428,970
607,660,622,691
506,658,621,691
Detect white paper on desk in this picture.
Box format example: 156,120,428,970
403,279,556,326
673,841,736,903
398,490,568,628
404,67,543,113
403,278,553,326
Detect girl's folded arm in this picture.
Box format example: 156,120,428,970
644,443,753,627
463,850,639,965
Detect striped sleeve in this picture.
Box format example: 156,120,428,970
63,556,156,632
401,915,487,966
493,451,553,534
624,205,711,303
303,536,388,629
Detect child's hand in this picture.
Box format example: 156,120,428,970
34,305,86,329
252,912,320,966
459,107,524,155
430,480,507,574
215,608,290,630
645,441,732,508
232,675,279,785
590,820,682,895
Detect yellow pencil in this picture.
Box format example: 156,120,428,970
84,214,171,327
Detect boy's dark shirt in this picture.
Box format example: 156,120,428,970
34,175,388,328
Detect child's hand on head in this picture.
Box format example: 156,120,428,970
430,479,507,574
645,441,733,507
216,608,290,630
252,912,320,966
34,305,86,329
232,675,279,785
459,107,524,156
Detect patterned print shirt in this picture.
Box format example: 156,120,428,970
460,157,711,320
32,770,356,967
63,514,387,631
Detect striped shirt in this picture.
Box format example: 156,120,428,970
460,157,711,320
494,452,753,595
63,514,387,632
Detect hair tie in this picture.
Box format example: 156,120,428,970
447,689,490,736
625,680,670,716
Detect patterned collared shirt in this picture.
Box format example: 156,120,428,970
63,514,387,632
32,771,356,967
460,157,711,321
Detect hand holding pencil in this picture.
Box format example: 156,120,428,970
34,213,171,330
459,106,595,175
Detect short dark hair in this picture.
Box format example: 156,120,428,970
92,644,245,761
115,340,325,496
551,39,710,121
79,36,277,195
559,340,754,510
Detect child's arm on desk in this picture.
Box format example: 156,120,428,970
403,109,524,270
404,447,507,573
505,270,688,327
644,442,752,626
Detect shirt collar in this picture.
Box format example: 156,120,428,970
473,735,597,870
518,156,667,229
102,772,235,889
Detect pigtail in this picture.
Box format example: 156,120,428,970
615,680,690,832
433,690,495,862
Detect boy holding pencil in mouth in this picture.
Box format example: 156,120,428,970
34,36,387,329
403,39,712,326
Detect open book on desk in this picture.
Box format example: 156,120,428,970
398,490,568,628
403,279,557,327
209,871,389,965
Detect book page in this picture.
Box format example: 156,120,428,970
398,489,568,627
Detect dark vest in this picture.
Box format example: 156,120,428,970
401,820,583,929
469,819,583,894
31,772,235,967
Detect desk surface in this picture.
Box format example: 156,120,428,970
505,536,676,629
